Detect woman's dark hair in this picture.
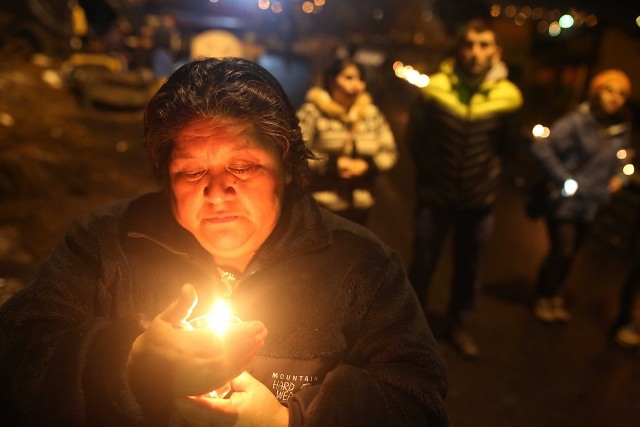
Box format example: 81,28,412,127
322,57,366,91
143,57,312,191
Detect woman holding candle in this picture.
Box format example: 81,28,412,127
0,58,448,426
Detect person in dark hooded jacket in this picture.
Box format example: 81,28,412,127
530,69,633,324
0,57,448,426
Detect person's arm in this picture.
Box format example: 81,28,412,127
286,251,449,426
530,114,577,186
367,107,398,175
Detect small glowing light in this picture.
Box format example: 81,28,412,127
573,13,584,27
562,178,578,197
520,6,532,18
623,164,635,176
258,0,270,10
532,124,550,138
271,1,283,13
190,299,236,338
515,13,527,26
617,149,628,160
558,14,574,28
490,5,501,17
549,22,561,36
115,140,128,153
504,5,517,18
373,8,384,20
636,16,640,28
532,8,544,20
302,1,313,13
585,14,598,27
392,63,430,88
314,0,325,6
537,21,549,33
415,74,430,88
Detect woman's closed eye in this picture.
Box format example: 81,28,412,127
182,170,206,180
227,164,258,178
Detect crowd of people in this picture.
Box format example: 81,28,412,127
0,13,637,426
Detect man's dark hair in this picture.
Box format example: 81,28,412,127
322,57,366,92
456,18,499,47
144,57,312,192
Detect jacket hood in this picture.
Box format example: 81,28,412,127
440,56,509,88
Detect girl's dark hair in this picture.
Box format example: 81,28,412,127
143,57,312,191
322,57,366,91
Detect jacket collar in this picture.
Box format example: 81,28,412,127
440,56,509,91
123,189,332,276
304,87,374,124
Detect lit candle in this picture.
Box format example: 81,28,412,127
188,299,242,399
190,299,236,337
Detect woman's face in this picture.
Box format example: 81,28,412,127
598,81,628,115
332,64,366,98
169,117,289,272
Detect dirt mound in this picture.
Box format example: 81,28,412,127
0,57,156,296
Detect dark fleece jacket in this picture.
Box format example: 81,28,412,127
0,190,448,426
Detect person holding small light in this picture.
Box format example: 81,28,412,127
530,69,633,323
0,58,448,426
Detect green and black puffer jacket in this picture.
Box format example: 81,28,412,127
407,57,524,210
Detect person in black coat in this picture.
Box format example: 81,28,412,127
0,57,448,426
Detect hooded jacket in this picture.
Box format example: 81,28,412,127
0,190,448,426
297,88,397,212
407,57,523,210
530,102,632,222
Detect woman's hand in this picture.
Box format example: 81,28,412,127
127,284,268,397
175,371,289,427
338,156,368,178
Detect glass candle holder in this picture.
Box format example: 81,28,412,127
188,303,242,399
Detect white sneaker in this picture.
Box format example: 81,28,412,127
551,297,571,322
614,323,640,349
533,298,556,323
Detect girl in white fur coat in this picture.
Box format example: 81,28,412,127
297,58,397,225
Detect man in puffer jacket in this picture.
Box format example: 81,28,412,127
297,58,397,225
0,57,448,426
406,18,524,359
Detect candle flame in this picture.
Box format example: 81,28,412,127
189,298,241,340
204,299,233,337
